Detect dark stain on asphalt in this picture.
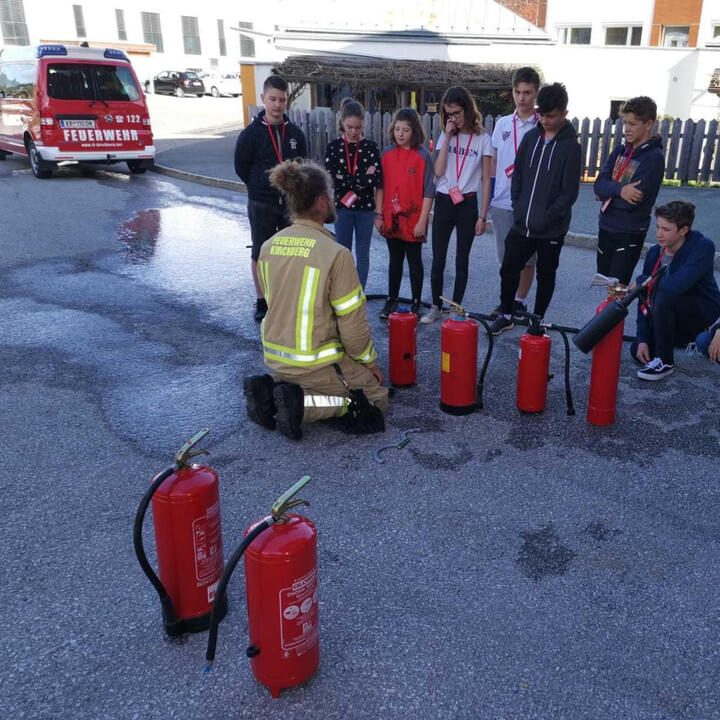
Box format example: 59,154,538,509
410,442,473,470
517,524,576,581
504,426,546,451
484,448,503,462
585,522,622,542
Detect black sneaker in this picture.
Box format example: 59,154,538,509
379,298,398,320
254,298,268,323
490,304,502,318
512,300,528,321
273,382,304,440
489,315,514,336
410,300,421,318
243,374,276,429
637,357,674,381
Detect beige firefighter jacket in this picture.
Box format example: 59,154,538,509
258,219,377,377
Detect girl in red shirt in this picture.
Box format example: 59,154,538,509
375,108,435,319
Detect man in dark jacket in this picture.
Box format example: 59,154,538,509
234,75,307,321
631,201,720,380
489,82,581,334
594,96,665,285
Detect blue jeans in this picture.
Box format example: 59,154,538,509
695,322,720,362
334,209,375,288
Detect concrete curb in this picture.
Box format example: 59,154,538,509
149,164,720,270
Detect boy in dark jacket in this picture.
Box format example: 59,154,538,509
631,201,720,380
594,96,665,285
489,82,581,334
234,75,307,321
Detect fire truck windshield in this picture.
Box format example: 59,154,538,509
47,63,140,102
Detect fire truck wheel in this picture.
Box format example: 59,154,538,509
28,140,52,179
127,160,148,174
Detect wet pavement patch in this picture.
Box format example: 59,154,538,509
517,524,576,581
585,521,621,542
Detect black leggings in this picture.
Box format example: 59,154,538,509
500,230,564,319
386,237,423,301
430,192,478,307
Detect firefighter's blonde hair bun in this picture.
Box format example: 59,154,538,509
269,160,333,217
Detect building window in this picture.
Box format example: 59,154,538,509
558,26,592,45
217,19,226,56
116,9,127,41
605,25,642,46
712,24,720,38
182,15,201,55
663,26,689,47
73,4,86,38
141,11,163,53
238,21,255,57
0,0,30,45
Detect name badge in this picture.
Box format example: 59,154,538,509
448,186,464,205
341,191,358,208
505,163,515,178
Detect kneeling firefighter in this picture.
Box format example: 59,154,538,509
244,159,388,440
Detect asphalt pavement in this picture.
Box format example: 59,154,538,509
1,135,720,720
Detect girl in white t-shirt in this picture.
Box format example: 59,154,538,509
421,86,492,323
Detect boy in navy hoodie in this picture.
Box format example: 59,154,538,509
594,96,665,286
235,75,307,321
489,83,581,334
631,201,720,380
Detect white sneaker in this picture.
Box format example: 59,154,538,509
637,357,674,381
420,304,442,324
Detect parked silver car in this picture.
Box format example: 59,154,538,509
200,72,242,97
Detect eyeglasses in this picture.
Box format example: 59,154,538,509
445,110,463,118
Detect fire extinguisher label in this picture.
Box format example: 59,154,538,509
278,568,318,654
441,352,450,373
192,502,223,584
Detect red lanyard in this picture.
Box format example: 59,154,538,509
613,145,635,181
645,250,665,304
343,136,360,176
266,122,286,164
513,112,538,154
455,133,474,184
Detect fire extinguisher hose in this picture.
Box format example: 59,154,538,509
467,313,494,410
547,326,576,416
204,516,275,672
133,465,179,629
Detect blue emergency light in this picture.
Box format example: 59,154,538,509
37,45,68,58
104,48,129,62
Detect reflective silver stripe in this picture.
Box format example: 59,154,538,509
299,267,319,351
265,345,344,365
304,394,346,408
332,289,364,315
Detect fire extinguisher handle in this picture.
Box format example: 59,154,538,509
271,475,312,519
174,428,210,468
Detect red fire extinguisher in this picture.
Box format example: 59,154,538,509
440,298,478,414
587,290,625,426
205,476,318,700
389,307,417,386
134,428,227,635
517,315,552,413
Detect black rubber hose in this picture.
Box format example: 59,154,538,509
365,295,638,343
204,516,275,671
133,466,178,629
549,327,576,416
467,313,494,410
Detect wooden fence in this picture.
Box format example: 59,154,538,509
261,107,720,185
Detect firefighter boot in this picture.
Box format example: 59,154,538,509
335,389,385,435
273,382,304,441
243,374,277,430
